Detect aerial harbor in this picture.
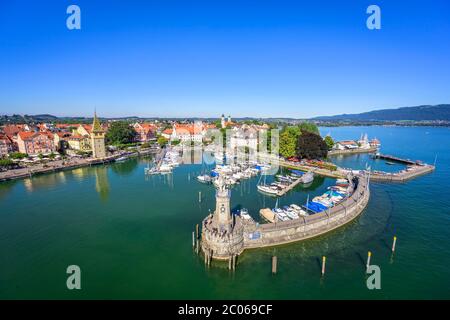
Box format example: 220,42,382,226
1,0,450,304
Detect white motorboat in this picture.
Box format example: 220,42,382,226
284,210,299,220
115,156,128,162
144,167,159,175
197,175,212,184
300,171,314,184
159,164,172,172
257,185,279,195
239,208,252,220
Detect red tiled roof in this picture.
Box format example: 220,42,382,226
18,131,54,141
174,124,203,135
82,124,92,132
338,140,357,145
56,123,80,128
18,131,37,140
3,125,24,136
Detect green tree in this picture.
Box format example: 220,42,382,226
9,152,27,159
0,158,14,169
105,121,137,145
296,130,328,159
298,122,319,135
324,136,335,150
279,130,297,158
157,136,168,147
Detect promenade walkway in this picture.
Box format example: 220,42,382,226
0,148,158,182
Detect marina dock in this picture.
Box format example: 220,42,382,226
276,176,303,196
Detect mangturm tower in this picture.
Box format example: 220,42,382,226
91,112,106,159
201,176,244,260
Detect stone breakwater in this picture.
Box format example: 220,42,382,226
328,146,378,156
202,174,370,260
369,164,435,182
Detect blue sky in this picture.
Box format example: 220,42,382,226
1,0,449,118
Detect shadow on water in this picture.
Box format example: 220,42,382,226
0,180,18,200
110,158,139,176
315,256,322,271
356,252,366,268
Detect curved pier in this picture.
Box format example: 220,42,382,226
201,174,370,260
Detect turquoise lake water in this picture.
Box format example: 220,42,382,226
0,126,449,299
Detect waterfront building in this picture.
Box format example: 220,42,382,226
133,122,157,142
0,133,15,156
53,132,71,151
229,125,258,152
334,140,359,150
370,138,381,147
91,113,106,159
16,131,56,155
162,122,214,143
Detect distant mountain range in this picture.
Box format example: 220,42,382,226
2,104,450,124
312,104,450,121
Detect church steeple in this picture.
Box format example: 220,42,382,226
92,112,103,132
91,111,106,159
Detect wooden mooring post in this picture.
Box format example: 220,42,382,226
272,256,277,274
228,256,232,270
195,224,199,240
198,191,202,202
208,250,213,266
192,231,195,248
321,256,326,276
196,239,199,255
366,251,372,271
392,236,397,253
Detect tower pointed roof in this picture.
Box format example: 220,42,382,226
92,112,103,132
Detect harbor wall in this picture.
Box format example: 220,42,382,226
243,175,369,249
370,165,435,182
0,148,158,182
328,146,378,156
